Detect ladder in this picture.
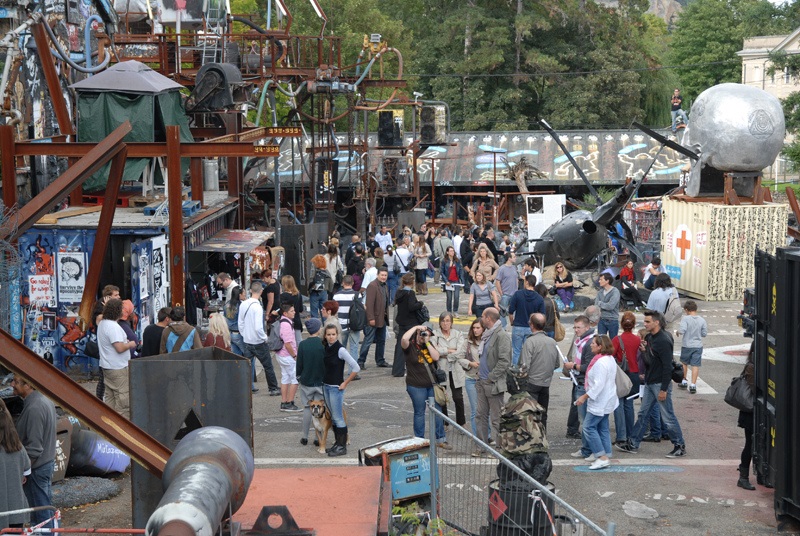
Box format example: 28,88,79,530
201,0,226,65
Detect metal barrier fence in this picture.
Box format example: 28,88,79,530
426,399,615,536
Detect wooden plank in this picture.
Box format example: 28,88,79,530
37,205,103,224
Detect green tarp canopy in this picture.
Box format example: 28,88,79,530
71,61,193,192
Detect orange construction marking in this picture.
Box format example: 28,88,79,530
237,467,384,536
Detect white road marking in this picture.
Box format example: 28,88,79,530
255,457,740,467
675,343,750,364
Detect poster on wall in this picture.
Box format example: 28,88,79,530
56,252,87,303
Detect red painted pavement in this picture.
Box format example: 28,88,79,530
237,467,385,536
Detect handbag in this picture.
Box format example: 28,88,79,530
615,363,634,398
553,315,565,342
617,336,629,372
424,361,449,406
724,373,754,412
415,304,430,325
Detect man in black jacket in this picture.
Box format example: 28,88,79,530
618,310,686,457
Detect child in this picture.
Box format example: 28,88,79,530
676,300,708,394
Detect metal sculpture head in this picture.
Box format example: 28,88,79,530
684,83,785,197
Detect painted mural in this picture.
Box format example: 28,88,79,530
130,234,169,340
257,129,690,188
18,230,96,371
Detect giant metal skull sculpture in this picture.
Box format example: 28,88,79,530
684,83,785,197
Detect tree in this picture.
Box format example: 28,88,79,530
668,0,785,102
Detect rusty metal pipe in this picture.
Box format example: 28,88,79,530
146,427,254,536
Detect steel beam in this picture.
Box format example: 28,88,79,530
190,158,203,207
0,122,132,241
77,147,127,328
13,141,274,158
1,125,16,209
0,329,171,476
31,23,74,136
167,126,185,307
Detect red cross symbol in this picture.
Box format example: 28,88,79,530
676,229,691,261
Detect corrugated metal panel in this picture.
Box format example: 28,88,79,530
661,197,787,300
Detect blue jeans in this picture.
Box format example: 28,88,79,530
243,342,279,392
511,325,531,366
406,385,445,440
359,324,387,365
342,329,361,372
499,294,513,328
230,332,244,356
583,413,612,457
446,286,461,314
464,377,479,435
323,383,346,427
647,400,663,437
24,460,55,528
613,371,639,441
597,318,619,339
387,272,399,303
671,109,688,131
630,383,685,448
309,290,326,319
572,384,590,456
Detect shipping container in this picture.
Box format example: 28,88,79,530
660,197,787,300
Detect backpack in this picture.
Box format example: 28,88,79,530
498,395,549,456
664,289,683,324
312,269,329,292
267,318,291,351
348,297,367,332
166,327,196,353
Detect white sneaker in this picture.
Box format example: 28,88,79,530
570,449,585,458
589,458,610,470
584,454,596,462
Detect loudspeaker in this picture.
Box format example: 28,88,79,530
419,105,446,145
382,157,409,194
315,157,338,204
378,110,404,146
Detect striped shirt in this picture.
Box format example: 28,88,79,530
333,288,358,331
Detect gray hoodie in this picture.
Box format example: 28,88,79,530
595,286,621,321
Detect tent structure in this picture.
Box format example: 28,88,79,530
70,60,193,192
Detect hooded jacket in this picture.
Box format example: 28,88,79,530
508,289,546,328
160,321,203,353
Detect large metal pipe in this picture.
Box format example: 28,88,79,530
145,427,254,536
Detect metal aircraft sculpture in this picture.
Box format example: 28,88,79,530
529,120,649,271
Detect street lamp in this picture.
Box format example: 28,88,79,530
484,148,507,227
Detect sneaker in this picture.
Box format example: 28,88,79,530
565,432,581,439
488,439,496,447
589,458,610,470
471,449,487,458
269,389,281,396
616,443,638,454
641,435,661,443
279,402,288,411
584,454,596,462
679,380,688,389
285,402,303,412
437,442,453,450
300,438,308,445
666,445,686,458
251,387,259,393
352,374,362,381
570,449,587,458
689,384,697,394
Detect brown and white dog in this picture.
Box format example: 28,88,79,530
309,399,348,454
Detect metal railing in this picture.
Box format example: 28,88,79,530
426,399,615,536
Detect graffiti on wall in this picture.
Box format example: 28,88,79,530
19,230,95,371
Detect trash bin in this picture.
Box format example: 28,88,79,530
486,479,556,536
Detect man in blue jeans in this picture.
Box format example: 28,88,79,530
617,310,687,457
562,316,596,460
508,274,546,365
595,273,620,338
494,252,519,328
12,375,57,528
359,267,390,368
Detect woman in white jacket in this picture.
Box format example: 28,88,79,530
575,335,619,470
433,312,467,427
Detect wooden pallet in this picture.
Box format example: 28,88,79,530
129,188,191,208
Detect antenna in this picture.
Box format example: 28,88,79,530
538,119,602,205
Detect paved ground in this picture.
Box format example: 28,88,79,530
250,286,796,535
